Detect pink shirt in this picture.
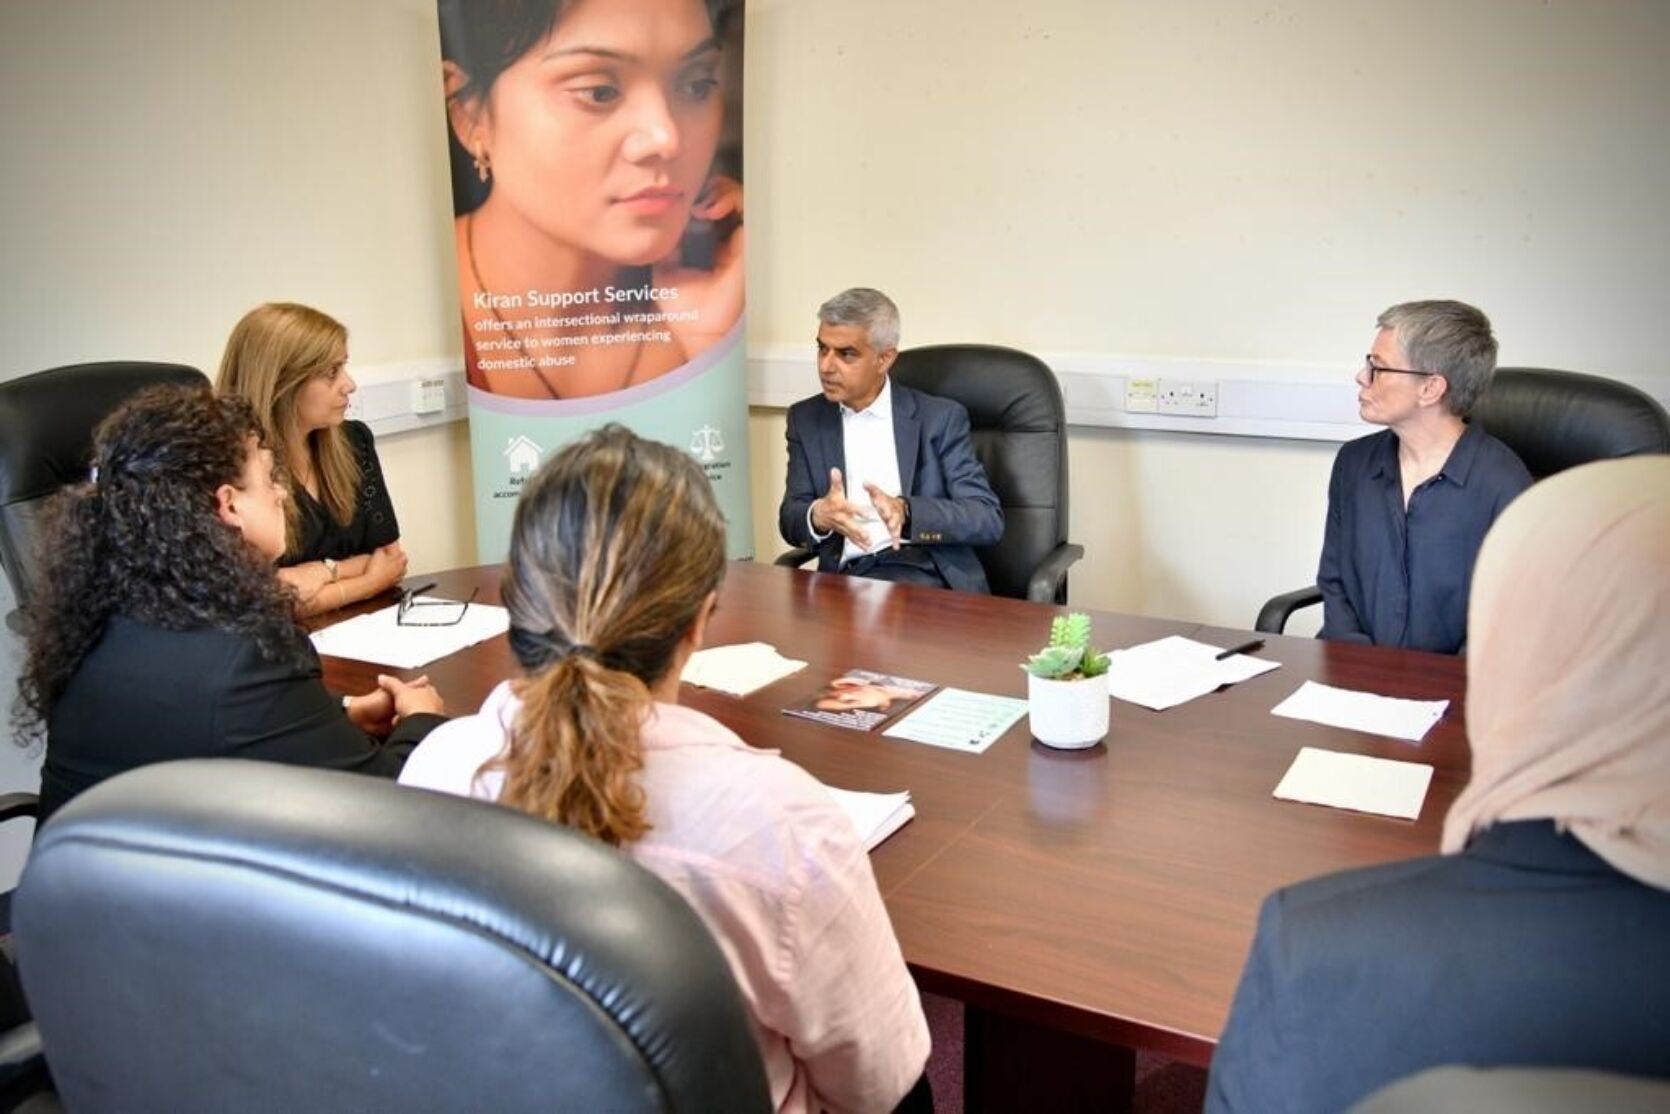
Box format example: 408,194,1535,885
399,682,930,1114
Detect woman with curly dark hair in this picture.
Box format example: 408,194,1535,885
399,425,930,1113
16,384,447,823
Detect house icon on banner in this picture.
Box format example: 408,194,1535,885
504,435,542,476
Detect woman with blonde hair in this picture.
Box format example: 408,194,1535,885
217,302,408,615
400,425,930,1113
1207,456,1670,1113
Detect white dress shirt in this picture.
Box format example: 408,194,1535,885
807,377,904,565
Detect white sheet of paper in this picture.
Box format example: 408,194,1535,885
882,687,1027,753
681,642,807,697
1270,680,1448,743
823,786,915,851
310,598,510,670
1272,746,1435,820
1104,635,1282,711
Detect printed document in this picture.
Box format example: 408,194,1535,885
681,641,807,696
824,786,915,851
1270,680,1448,743
883,688,1027,753
1273,746,1435,820
310,598,509,670
1105,635,1281,711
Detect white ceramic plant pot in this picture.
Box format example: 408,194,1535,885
1027,673,1110,750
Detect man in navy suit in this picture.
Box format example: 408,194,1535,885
778,288,1002,592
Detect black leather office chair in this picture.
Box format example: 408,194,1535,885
0,361,205,632
1255,367,1670,634
14,760,773,1114
776,344,1084,602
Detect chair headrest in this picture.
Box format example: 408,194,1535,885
17,760,771,1113
1473,367,1670,479
0,361,205,503
891,344,1064,432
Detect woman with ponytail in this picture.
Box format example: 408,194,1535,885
15,384,446,823
400,425,930,1113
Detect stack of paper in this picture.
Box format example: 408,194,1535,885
1270,681,1448,743
1272,746,1435,820
310,599,510,669
824,787,915,851
882,688,1027,753
681,642,807,696
1105,635,1281,711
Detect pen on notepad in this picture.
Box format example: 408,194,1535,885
1214,638,1265,661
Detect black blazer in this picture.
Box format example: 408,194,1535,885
1206,820,1670,1114
40,617,443,824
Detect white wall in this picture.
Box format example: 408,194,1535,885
3,0,1668,823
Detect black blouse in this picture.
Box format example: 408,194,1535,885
279,420,400,566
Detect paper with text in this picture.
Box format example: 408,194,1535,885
1271,680,1448,743
681,641,807,697
1105,635,1282,711
1273,746,1435,820
310,598,510,670
824,787,915,851
883,688,1027,753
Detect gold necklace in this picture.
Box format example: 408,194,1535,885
464,213,643,398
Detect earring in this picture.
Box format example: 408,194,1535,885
473,149,491,183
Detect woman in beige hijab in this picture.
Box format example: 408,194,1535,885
1207,456,1670,1114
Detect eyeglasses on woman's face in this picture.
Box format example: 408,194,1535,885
1361,354,1440,384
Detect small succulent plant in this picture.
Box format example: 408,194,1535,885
1021,613,1110,680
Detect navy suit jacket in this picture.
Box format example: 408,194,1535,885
778,382,1003,594
1206,821,1670,1114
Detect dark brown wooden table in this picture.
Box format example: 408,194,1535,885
323,561,1471,1109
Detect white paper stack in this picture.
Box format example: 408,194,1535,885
1105,635,1281,711
1272,746,1435,820
1270,681,1448,743
681,641,807,697
824,786,915,851
310,599,510,669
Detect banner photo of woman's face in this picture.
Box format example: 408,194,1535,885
440,0,744,400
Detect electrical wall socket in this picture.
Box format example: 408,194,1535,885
1125,377,1159,414
411,377,448,415
1156,379,1218,418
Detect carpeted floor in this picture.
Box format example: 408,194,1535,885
922,992,1208,1113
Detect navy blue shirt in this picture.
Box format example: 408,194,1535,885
1318,423,1530,653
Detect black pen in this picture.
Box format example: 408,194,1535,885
1215,638,1265,661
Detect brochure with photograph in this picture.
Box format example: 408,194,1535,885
783,669,938,732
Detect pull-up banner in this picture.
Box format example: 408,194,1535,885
435,0,751,560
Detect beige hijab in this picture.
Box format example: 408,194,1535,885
1442,456,1670,889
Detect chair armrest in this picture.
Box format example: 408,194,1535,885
1026,543,1085,604
1255,586,1323,634
773,547,815,569
0,795,37,827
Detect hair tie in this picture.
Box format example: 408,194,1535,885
566,643,602,663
